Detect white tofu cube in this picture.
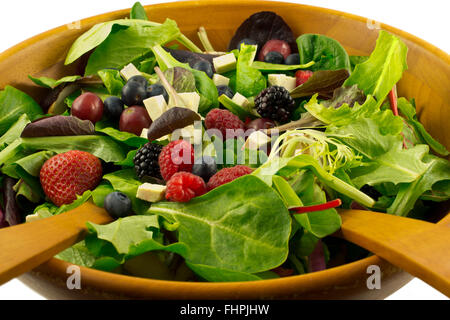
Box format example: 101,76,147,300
212,74,230,87
144,95,168,121
232,92,250,108
213,53,237,74
136,183,166,203
120,63,142,81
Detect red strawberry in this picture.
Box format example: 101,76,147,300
40,150,102,206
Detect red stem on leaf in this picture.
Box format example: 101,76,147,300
389,85,399,116
290,199,342,214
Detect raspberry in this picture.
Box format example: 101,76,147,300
158,140,194,181
205,109,245,140
165,172,207,202
207,165,253,191
40,150,102,206
295,70,314,87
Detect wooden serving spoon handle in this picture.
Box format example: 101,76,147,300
337,209,450,297
0,202,112,285
0,202,449,297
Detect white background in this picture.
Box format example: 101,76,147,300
0,0,448,300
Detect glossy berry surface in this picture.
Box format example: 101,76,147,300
158,140,195,181
207,165,253,191
40,150,102,206
165,172,207,202
119,106,152,136
192,156,218,182
128,75,148,88
147,83,169,103
192,60,214,78
103,96,124,120
258,39,291,61
71,92,104,123
104,192,132,219
237,38,257,49
121,81,147,106
205,108,245,140
134,143,163,180
285,53,300,65
264,51,284,64
217,85,234,99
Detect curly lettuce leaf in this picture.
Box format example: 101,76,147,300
387,155,450,216
397,98,449,156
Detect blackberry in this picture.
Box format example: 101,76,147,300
255,86,296,123
134,143,163,180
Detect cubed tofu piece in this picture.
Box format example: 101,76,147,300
213,53,237,74
244,130,272,150
136,183,167,203
232,92,250,108
212,74,230,87
120,63,141,81
268,74,297,91
144,95,168,121
25,213,41,223
168,92,200,113
140,128,148,139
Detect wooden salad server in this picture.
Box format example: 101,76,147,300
0,201,449,298
337,209,450,297
0,202,112,285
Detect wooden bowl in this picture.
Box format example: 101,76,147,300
1,0,448,300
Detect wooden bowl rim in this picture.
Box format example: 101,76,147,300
1,0,448,297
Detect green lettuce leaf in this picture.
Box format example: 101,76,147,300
0,114,30,149
397,98,449,156
95,120,147,148
19,135,126,163
0,86,43,136
387,155,450,216
85,19,180,75
235,44,267,98
97,69,125,96
343,30,408,106
148,175,291,274
28,75,81,89
130,2,149,20
297,34,351,72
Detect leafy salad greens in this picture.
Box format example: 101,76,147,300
0,3,448,282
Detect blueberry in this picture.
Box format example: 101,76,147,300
264,51,284,64
128,75,148,88
285,53,300,65
147,83,169,103
237,38,257,50
103,96,124,120
104,192,132,219
217,85,234,99
121,81,147,106
192,156,217,182
192,60,214,78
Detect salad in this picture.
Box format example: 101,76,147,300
0,2,449,282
